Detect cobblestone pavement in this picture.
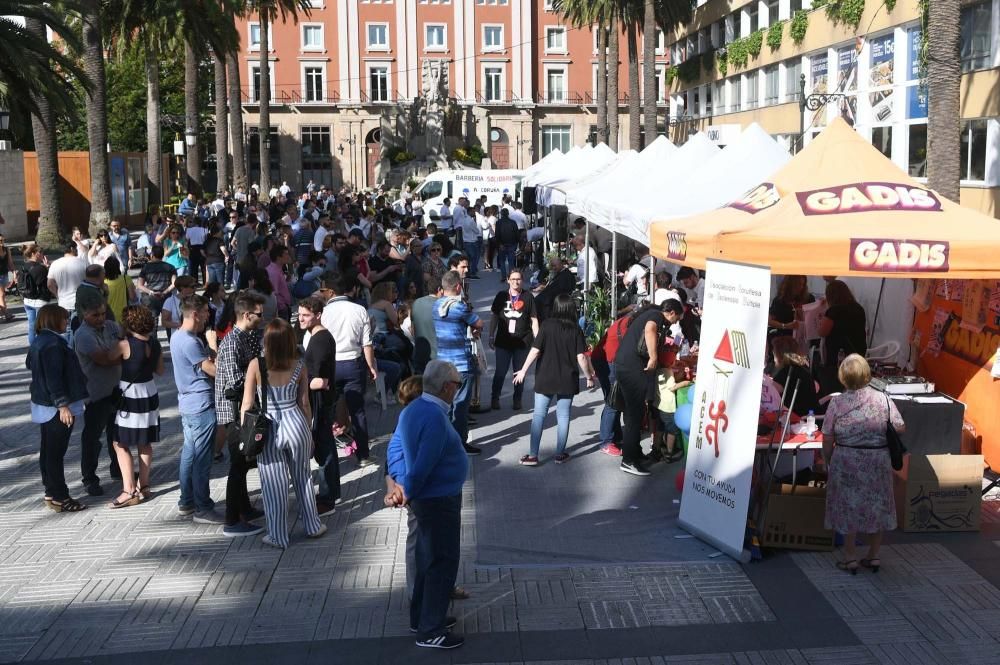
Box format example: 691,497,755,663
0,286,999,664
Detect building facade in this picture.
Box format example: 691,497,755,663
235,0,670,189
663,0,1000,217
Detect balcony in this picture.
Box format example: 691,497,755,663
475,91,521,105
281,90,342,106
534,90,584,105
583,92,632,106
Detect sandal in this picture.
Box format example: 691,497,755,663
47,497,87,513
109,491,141,509
836,559,859,575
859,558,881,573
136,484,152,500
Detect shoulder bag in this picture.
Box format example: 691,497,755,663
239,360,274,460
883,393,906,471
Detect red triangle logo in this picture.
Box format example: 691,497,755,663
714,330,735,363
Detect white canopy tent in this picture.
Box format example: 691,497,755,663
536,142,616,206
522,148,566,187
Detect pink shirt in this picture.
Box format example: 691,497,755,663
266,262,291,311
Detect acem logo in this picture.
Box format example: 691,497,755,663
666,232,687,260
796,182,943,216
849,238,950,273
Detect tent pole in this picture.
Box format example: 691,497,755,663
869,278,886,349
584,220,590,314
611,231,618,313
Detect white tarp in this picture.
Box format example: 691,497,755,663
522,149,566,187
536,143,616,206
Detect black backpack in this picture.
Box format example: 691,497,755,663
19,262,52,301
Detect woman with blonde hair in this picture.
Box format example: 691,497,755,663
822,354,904,574
241,318,326,548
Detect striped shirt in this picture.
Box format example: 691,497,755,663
433,296,479,373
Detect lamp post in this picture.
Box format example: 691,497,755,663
0,104,11,151
798,73,846,150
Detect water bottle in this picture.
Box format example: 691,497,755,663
805,410,816,438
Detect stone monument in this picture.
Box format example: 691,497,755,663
421,59,449,166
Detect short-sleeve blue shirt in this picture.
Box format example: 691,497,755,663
170,329,214,415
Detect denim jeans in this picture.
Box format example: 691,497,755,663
593,358,622,445
498,244,518,279
449,370,474,444
529,392,574,457
207,263,225,285
491,345,528,403
179,410,217,512
465,240,482,277
409,493,462,638
25,304,40,346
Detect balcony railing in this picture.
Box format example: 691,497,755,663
534,90,584,105
583,92,632,105
475,91,519,105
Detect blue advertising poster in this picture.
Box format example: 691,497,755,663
869,34,895,122
110,156,126,218
907,28,928,119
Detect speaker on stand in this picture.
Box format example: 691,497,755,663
522,186,538,215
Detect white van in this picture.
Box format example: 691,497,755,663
402,169,525,226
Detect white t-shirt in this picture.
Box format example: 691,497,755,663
89,243,118,267
48,255,87,310
624,264,651,296
576,246,600,287
654,288,681,306
186,226,208,247
314,225,330,252
509,209,527,230
210,198,226,215
458,208,481,242
437,204,454,229
683,279,705,308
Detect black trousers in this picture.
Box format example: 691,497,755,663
312,393,342,503
616,368,651,467
81,393,120,487
409,493,462,638
224,421,257,525
40,414,74,501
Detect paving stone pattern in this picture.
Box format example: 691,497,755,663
0,289,999,664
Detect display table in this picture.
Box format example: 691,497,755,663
889,393,965,456
755,435,822,485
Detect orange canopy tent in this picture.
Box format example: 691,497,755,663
649,118,1000,280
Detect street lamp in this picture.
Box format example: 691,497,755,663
797,73,846,149
0,105,9,133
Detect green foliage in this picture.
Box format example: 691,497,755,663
451,145,486,165
405,177,420,191
665,66,679,85
766,20,784,51
55,41,210,154
677,57,701,83
716,50,728,76
789,10,809,45
825,0,866,27
386,147,416,164
583,286,613,349
746,29,764,58
917,0,929,79
701,50,716,75
727,37,748,70
885,0,896,10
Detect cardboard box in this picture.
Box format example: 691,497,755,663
904,454,983,532
761,484,834,551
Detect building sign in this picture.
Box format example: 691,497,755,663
729,182,780,214
868,34,895,123
849,239,950,273
679,260,770,560
907,28,928,119
797,182,943,215
810,54,828,126
836,42,860,125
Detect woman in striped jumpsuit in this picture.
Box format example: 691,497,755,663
241,318,326,548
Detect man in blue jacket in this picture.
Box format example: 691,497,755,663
387,359,468,650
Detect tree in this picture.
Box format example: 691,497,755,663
228,53,247,191
607,14,619,151
596,25,608,144
213,50,230,194
145,42,164,208
81,0,112,235
626,22,641,150
926,0,961,202
184,39,202,195
642,0,657,146
247,0,312,196
24,16,65,249
552,0,614,145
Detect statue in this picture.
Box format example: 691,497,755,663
421,59,449,164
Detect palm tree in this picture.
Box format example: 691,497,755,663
607,14,619,151
626,22,641,150
926,0,961,202
144,40,165,208
247,0,312,197
80,0,113,236
184,39,202,196
596,25,608,144
227,53,247,191
552,0,613,144
213,49,230,194
642,0,657,145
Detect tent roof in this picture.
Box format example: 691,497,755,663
522,149,564,184
648,118,1000,278
535,142,617,205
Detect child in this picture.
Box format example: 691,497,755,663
653,362,692,463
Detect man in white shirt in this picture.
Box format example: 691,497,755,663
210,194,226,216
572,235,600,289
508,202,527,230
437,198,454,232
313,214,332,252
677,266,705,311
279,181,291,197
456,198,482,278
320,273,379,467
47,234,89,311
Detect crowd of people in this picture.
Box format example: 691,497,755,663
19,177,897,648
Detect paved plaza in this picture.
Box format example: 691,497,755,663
0,287,999,664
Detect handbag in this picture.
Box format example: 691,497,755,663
239,361,274,460
883,393,906,471
606,380,626,411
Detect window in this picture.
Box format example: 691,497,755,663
654,66,667,102
785,59,802,102
304,65,324,102
544,0,555,10
730,76,742,111
790,0,803,12
541,125,571,156
655,29,665,54
747,3,758,34
367,23,389,50
687,35,696,58
764,65,778,105
704,84,712,116
302,24,323,51
746,70,759,109
908,124,927,178
369,66,389,102
699,28,710,54
248,128,279,187
961,119,988,181
306,0,324,6
713,80,726,113
425,24,446,51
961,1,992,72
691,88,701,116
484,67,503,102
249,62,274,102
545,27,566,53
248,23,261,50
476,0,509,3
871,126,892,159
766,0,779,26
724,14,736,45
545,67,566,102
301,126,333,187
483,25,503,51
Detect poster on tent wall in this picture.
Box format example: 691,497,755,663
678,260,771,560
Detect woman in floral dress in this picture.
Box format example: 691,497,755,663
821,354,905,574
